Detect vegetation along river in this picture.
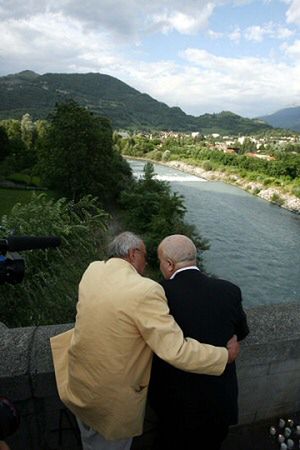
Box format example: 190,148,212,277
128,159,300,308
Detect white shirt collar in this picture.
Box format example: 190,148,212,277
170,266,200,280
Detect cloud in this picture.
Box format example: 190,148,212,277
207,29,224,39
244,22,294,42
0,12,125,74
0,0,144,42
244,25,265,42
286,0,300,25
105,44,300,117
0,0,228,38
150,3,216,34
168,47,300,116
229,27,241,42
282,38,300,56
1,1,296,41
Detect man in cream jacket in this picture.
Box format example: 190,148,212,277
51,232,239,450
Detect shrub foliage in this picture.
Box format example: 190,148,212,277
0,194,109,327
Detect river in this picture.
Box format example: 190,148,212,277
128,159,300,308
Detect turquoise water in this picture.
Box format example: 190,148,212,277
129,159,300,307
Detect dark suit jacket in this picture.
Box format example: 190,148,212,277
149,269,249,426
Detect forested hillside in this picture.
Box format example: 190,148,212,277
0,70,273,134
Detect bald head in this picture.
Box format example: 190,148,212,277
158,234,197,279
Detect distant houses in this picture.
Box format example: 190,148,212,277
117,128,299,161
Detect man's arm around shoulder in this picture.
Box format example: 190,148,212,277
135,283,239,376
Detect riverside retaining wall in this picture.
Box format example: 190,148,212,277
1,303,300,449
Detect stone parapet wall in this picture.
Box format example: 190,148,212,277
237,304,300,424
1,303,300,449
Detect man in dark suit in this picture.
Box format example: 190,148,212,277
148,234,249,450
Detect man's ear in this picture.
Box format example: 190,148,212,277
127,248,135,263
167,258,176,274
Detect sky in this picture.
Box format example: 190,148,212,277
0,0,300,118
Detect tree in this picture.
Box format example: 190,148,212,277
0,126,10,162
38,100,131,203
35,120,49,139
21,113,36,149
0,118,37,173
3,134,28,174
0,119,22,140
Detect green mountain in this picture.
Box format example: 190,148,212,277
0,70,273,134
259,106,300,132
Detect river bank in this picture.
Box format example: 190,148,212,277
126,156,300,214
168,160,300,214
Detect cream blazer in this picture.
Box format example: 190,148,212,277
50,258,228,440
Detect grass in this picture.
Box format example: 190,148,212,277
6,173,41,187
0,188,53,218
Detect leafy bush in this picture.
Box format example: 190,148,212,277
263,177,276,186
202,160,213,171
270,193,284,206
0,193,109,327
162,150,171,161
245,172,260,181
146,149,162,161
292,187,300,198
252,187,261,195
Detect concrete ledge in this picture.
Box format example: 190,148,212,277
1,302,300,449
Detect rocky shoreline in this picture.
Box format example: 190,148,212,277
162,160,300,214
126,156,300,214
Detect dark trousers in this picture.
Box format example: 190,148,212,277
152,396,229,450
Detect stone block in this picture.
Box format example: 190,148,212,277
237,361,269,378
269,357,300,375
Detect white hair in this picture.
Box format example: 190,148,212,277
107,231,143,258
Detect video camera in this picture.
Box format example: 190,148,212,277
0,236,61,285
